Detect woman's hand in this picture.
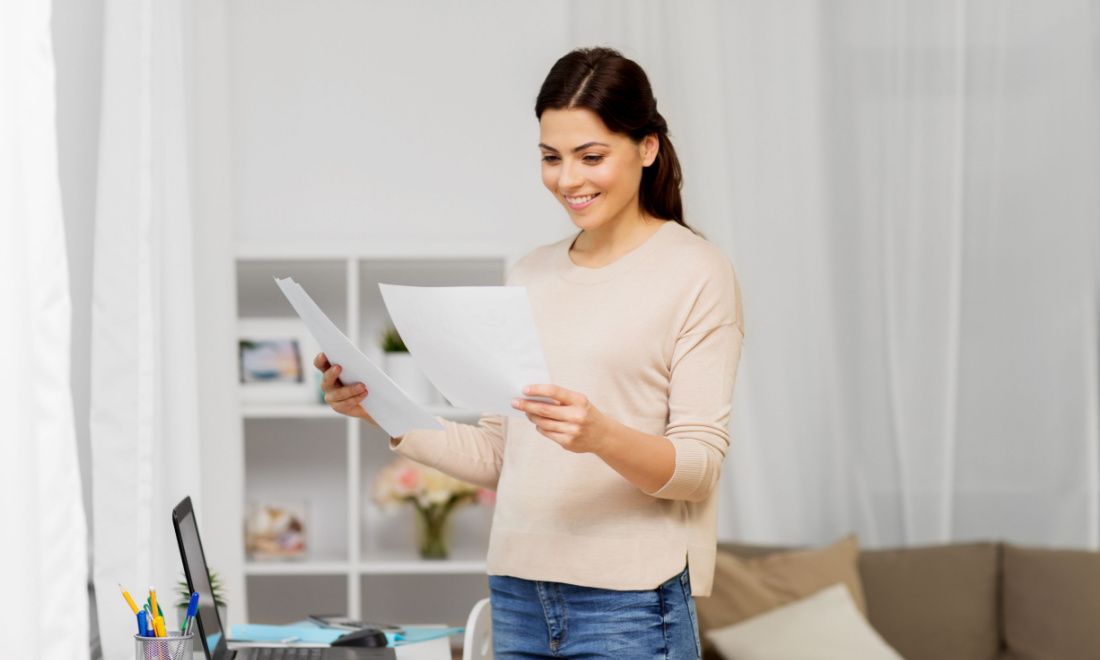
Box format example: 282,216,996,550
512,384,615,454
314,352,377,425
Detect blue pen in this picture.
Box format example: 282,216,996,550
183,592,200,635
138,610,149,637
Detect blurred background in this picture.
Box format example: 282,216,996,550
3,1,1099,658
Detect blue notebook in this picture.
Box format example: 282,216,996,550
230,622,464,647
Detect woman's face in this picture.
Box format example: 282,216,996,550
539,108,658,233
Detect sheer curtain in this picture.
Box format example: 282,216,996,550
568,0,1100,549
89,0,203,658
0,0,90,657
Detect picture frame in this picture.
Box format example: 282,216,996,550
245,499,309,561
237,317,323,404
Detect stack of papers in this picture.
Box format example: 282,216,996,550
276,277,442,437
275,277,553,438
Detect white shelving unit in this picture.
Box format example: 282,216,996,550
235,248,514,627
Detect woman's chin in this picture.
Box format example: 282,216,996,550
566,213,605,232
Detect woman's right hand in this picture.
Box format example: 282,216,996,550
314,352,377,426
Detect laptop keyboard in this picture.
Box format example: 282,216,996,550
249,648,324,659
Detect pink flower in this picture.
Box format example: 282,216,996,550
396,466,420,492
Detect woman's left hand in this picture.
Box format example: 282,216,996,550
512,385,614,454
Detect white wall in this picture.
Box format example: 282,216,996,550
228,0,577,255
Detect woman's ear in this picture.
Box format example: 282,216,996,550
641,134,660,167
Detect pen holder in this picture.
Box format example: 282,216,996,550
134,632,193,660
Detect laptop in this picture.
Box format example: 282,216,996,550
172,496,395,659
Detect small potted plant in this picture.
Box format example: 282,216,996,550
379,324,438,405
175,571,228,629
373,457,495,559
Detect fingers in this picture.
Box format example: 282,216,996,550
313,352,330,372
325,381,369,413
525,411,572,434
513,398,573,422
320,363,345,392
522,384,579,406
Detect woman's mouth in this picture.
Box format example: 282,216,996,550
565,193,600,210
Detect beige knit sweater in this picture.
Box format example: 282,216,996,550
390,220,743,596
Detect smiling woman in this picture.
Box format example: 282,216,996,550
536,48,687,232
316,46,744,660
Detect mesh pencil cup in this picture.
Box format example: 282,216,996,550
134,632,193,660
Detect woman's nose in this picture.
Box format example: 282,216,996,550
558,159,583,191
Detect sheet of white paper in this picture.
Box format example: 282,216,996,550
274,277,443,437
379,284,553,418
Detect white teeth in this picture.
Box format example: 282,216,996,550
567,194,597,204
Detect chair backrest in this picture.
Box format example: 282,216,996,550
462,597,492,660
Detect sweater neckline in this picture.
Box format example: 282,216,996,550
555,220,680,284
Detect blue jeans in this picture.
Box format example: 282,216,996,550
488,565,701,659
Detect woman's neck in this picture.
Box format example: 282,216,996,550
570,212,665,269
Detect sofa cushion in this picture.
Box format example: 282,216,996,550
858,542,1000,660
1002,542,1100,659
698,535,866,636
705,583,904,660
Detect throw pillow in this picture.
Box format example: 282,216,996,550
696,534,867,636
705,583,904,660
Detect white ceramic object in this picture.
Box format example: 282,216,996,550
384,352,439,405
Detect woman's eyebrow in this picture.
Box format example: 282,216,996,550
538,141,610,153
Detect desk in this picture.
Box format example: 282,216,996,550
394,636,451,660
220,634,453,660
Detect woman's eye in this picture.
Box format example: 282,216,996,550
541,155,560,164
583,155,604,164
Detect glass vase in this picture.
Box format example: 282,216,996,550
414,505,453,559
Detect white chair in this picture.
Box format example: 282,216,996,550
462,597,493,660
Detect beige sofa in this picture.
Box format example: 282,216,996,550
704,540,1100,660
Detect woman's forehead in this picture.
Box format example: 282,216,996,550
539,108,624,146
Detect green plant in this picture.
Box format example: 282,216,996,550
176,571,227,608
379,325,407,353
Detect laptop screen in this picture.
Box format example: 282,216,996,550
174,499,228,659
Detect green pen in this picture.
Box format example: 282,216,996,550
145,597,163,618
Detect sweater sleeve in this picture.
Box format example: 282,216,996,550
647,257,744,502
389,413,507,491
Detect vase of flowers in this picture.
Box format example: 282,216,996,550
373,456,495,559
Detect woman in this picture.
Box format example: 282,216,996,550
316,47,743,659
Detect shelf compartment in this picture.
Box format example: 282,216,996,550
246,575,348,626
238,258,349,330
356,257,505,368
245,560,350,576
243,404,339,419
359,426,494,564
360,573,490,628
245,418,349,564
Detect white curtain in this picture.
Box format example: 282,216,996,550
568,0,1100,549
90,0,203,658
0,0,91,657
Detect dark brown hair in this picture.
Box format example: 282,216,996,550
535,47,693,232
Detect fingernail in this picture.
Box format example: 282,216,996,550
358,384,366,392
512,399,520,408
522,386,530,395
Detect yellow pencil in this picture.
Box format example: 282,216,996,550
149,587,159,623
119,584,140,615
154,616,166,637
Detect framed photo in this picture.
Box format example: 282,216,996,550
245,499,309,561
238,318,322,403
